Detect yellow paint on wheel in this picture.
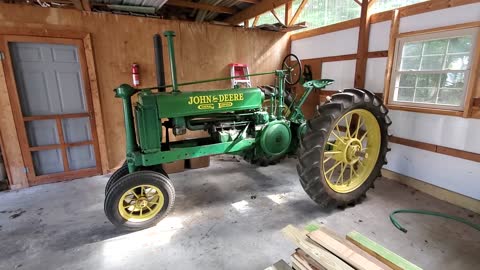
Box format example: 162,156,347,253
322,109,381,193
118,184,165,222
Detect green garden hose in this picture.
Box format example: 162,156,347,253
389,209,480,233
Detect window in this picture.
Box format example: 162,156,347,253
294,0,360,32
370,0,428,14
389,28,479,111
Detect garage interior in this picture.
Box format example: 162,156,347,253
0,0,479,269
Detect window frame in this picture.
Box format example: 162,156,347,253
388,27,479,112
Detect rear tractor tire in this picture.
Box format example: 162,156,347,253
104,170,175,230
297,88,390,207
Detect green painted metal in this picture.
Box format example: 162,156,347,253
137,87,264,118
276,71,285,119
133,138,256,166
114,84,139,172
259,120,292,156
347,231,423,270
164,31,179,92
288,79,335,124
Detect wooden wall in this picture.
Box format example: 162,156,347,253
0,4,290,188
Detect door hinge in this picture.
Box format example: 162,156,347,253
23,167,29,173
0,51,4,61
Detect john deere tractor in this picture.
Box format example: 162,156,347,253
104,31,391,230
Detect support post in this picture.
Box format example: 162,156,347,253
285,1,292,26
383,9,400,104
354,0,372,88
164,31,179,92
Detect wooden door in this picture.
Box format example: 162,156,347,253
1,36,101,185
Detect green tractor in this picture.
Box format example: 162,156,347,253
104,31,391,230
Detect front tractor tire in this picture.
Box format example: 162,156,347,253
297,88,390,207
104,170,175,230
105,162,168,195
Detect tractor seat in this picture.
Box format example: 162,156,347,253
303,79,334,89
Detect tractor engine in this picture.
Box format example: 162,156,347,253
132,85,292,161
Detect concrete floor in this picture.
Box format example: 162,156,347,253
0,158,479,270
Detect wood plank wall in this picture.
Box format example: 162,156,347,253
0,3,289,188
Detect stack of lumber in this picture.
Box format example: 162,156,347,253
266,225,422,270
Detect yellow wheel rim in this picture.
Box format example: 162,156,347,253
118,184,165,222
322,109,381,193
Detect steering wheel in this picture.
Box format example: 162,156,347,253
282,54,302,85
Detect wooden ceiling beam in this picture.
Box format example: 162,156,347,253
166,0,236,14
285,1,292,26
271,9,283,25
224,0,291,25
289,0,308,26
81,0,91,11
237,0,259,4
252,16,260,27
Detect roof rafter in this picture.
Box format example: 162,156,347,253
271,9,283,25
166,0,236,14
289,0,308,26
238,0,259,4
224,0,292,25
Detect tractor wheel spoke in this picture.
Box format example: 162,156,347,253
323,155,334,163
332,129,346,144
324,151,342,155
325,160,342,181
345,115,351,138
339,163,346,185
353,116,363,138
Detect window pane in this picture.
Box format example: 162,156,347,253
399,74,416,87
437,88,464,106
396,88,414,102
416,74,440,87
414,88,437,103
403,42,422,56
400,57,420,70
448,36,473,53
423,39,447,55
291,0,361,33
420,55,444,70
371,0,428,13
445,54,469,70
441,73,465,88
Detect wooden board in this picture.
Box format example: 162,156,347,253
0,3,289,183
0,55,28,188
295,249,327,270
292,256,310,270
346,231,422,270
381,169,480,214
308,228,388,270
290,0,479,40
382,9,399,104
265,259,293,270
281,225,354,270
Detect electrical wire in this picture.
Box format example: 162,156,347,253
389,209,480,233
